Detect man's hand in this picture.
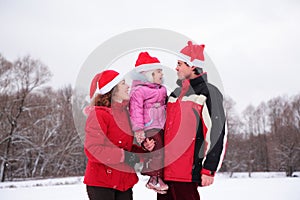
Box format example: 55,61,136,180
201,174,214,186
142,138,155,151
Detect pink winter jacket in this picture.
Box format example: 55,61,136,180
129,80,167,132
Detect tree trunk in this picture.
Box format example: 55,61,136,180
1,130,13,182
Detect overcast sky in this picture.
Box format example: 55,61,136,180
0,0,299,112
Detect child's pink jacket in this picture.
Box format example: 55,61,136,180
129,80,167,132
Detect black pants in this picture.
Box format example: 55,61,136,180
157,181,200,200
86,186,133,200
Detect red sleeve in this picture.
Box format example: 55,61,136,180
201,168,216,177
84,109,123,164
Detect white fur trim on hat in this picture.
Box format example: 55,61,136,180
135,63,163,73
179,53,205,68
93,74,123,97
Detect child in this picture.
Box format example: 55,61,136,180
129,52,168,192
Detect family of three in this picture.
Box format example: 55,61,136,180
83,41,227,200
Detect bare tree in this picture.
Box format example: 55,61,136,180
7,85,86,179
267,95,300,176
224,96,240,134
49,86,86,177
241,105,256,177
222,96,246,175
0,56,52,182
253,103,270,171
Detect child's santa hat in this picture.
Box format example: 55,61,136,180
179,41,205,68
89,70,123,99
134,52,163,82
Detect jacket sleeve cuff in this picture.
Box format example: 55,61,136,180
201,168,216,177
132,127,144,132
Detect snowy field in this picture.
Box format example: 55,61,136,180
1,172,300,200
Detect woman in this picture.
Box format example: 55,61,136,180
84,70,155,200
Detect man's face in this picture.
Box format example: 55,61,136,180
176,60,194,80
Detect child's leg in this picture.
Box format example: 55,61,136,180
146,176,167,193
146,176,158,189
146,175,168,191
142,129,168,191
141,129,164,177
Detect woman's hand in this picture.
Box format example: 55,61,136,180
142,138,155,152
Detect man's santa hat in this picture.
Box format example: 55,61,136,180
179,41,205,68
89,70,123,99
134,52,163,82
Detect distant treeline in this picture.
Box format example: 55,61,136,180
223,95,300,177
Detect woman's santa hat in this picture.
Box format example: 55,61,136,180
179,41,205,68
89,70,123,99
134,52,163,82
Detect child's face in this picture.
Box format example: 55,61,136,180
152,69,163,85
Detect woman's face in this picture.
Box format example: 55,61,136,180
112,80,130,102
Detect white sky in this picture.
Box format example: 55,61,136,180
1,0,299,112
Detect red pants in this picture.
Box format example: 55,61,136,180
141,129,164,177
157,181,200,200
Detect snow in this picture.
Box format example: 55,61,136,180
1,173,300,200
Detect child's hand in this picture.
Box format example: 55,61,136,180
142,138,155,152
135,130,146,144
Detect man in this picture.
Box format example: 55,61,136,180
157,41,227,200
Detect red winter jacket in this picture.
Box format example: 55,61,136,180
163,74,227,183
83,102,145,191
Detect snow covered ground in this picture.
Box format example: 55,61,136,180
1,172,300,200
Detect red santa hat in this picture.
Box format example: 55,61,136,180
134,52,163,73
179,41,205,68
89,70,123,99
